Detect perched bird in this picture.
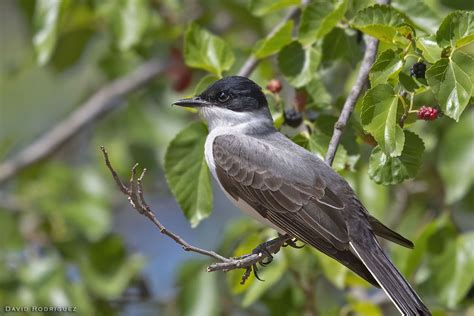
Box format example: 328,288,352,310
174,76,430,315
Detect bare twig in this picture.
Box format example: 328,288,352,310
325,0,390,166
0,60,166,184
101,146,292,283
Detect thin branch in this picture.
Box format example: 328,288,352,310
325,0,390,166
0,60,166,184
101,146,293,283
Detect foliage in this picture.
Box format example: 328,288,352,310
1,0,473,315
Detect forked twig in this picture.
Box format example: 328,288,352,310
100,146,293,284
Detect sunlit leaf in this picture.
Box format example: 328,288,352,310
184,23,235,77
164,122,213,227
298,0,349,46
253,21,293,58
426,48,474,121
249,0,299,16
242,254,287,307
417,35,443,63
177,261,219,316
369,49,404,87
436,11,474,48
438,110,474,204
368,130,424,185
33,0,61,65
278,41,321,87
438,233,474,307
352,5,406,44
361,84,405,156
391,0,441,33
113,0,150,51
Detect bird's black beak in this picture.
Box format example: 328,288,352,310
173,97,210,108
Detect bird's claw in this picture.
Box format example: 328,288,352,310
282,238,304,249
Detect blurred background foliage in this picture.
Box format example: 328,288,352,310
0,0,473,315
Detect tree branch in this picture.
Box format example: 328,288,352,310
0,60,166,184
101,146,292,284
325,0,389,166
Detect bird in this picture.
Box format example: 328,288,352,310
173,76,431,315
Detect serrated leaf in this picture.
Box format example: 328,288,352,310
438,110,474,204
436,11,474,48
426,49,473,121
391,0,441,34
368,130,424,185
184,23,235,77
361,84,405,156
278,41,321,87
322,28,363,65
351,4,406,44
253,21,293,58
298,0,349,46
249,0,299,16
164,122,212,227
33,0,61,65
417,36,443,63
369,49,404,87
113,0,150,51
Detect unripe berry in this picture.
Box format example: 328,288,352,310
284,108,303,127
410,62,427,79
267,79,282,93
417,106,439,121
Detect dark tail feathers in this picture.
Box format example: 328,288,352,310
350,239,431,315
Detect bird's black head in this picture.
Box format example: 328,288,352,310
173,76,268,112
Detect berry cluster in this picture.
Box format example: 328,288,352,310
284,109,303,127
410,62,427,79
417,106,439,121
267,79,282,93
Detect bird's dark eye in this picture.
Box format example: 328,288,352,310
217,91,230,103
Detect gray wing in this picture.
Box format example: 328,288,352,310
213,134,379,287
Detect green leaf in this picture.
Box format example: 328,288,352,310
391,0,441,34
164,122,213,227
113,0,150,51
438,233,474,307
417,36,443,63
308,131,352,172
369,49,404,87
426,49,473,121
184,23,235,77
278,41,321,87
242,254,287,307
368,130,424,185
322,28,363,65
33,0,61,65
438,110,474,204
436,11,474,48
249,0,300,16
253,21,293,58
194,75,219,95
298,0,349,46
361,84,405,156
306,77,332,109
177,261,219,316
351,4,406,44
